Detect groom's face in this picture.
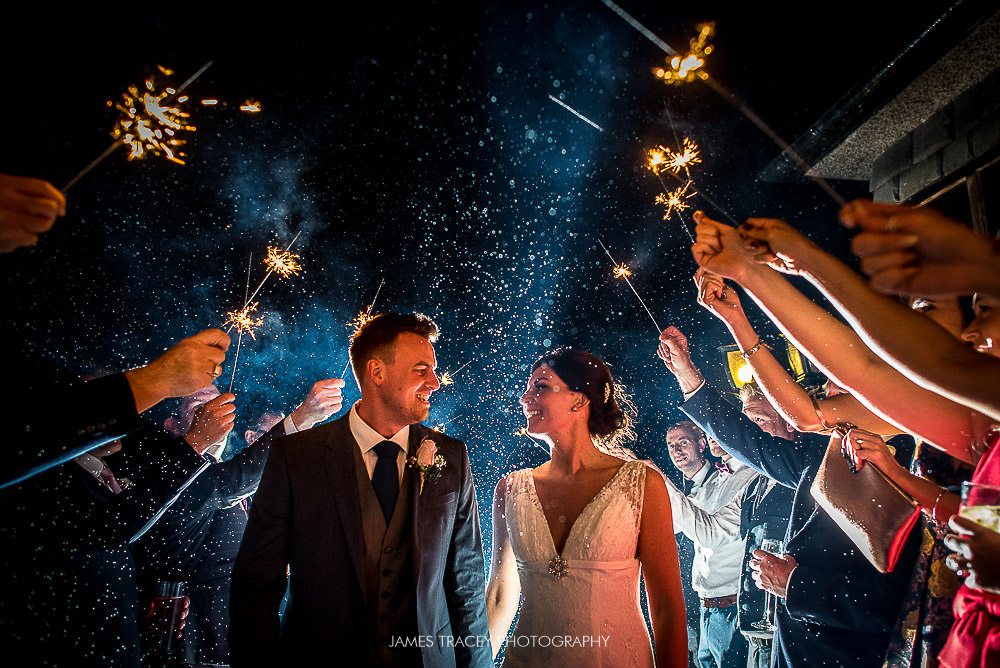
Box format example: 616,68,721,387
379,332,441,424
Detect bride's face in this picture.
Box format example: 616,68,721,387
520,365,582,437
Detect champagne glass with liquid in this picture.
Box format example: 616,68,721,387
959,482,1000,532
751,538,783,632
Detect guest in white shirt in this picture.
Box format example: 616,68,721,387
664,420,754,668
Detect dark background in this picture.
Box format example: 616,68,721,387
0,0,951,649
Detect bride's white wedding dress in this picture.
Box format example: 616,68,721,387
502,459,655,667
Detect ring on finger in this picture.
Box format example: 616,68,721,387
211,363,223,377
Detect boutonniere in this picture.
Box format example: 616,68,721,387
407,438,446,495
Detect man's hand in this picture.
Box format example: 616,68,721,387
144,595,190,640
945,515,1000,594
184,392,236,455
694,268,747,326
289,378,346,431
0,174,66,253
657,326,705,395
125,329,231,413
841,199,1000,298
738,217,821,276
690,211,759,282
750,549,797,598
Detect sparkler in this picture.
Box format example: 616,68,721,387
62,61,214,193
240,99,262,113
224,301,265,340
438,359,473,388
547,94,605,132
666,137,701,175
264,245,303,278
340,278,386,379
654,23,714,85
226,255,255,393
600,0,847,206
227,231,304,327
655,182,697,241
598,239,662,335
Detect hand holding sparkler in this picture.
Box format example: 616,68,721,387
289,378,346,431
184,392,236,455
691,211,760,282
0,174,67,253
125,329,231,413
693,268,746,326
738,217,822,276
656,326,705,394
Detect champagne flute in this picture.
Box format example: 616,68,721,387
751,538,783,631
959,482,1000,532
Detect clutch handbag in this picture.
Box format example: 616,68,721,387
809,423,921,573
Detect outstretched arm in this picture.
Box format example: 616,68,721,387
662,473,743,547
485,476,521,659
739,212,1000,423
639,466,689,668
692,213,986,463
694,268,899,438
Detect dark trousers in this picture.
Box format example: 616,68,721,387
698,604,749,668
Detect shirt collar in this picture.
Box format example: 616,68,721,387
349,402,410,455
689,461,711,487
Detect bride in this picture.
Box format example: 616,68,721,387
486,348,688,666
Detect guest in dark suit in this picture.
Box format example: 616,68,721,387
230,313,491,668
0,397,232,668
136,379,344,666
658,326,919,667
9,328,232,488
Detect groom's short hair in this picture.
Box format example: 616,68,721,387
349,312,440,379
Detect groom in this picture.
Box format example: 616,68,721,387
230,313,491,667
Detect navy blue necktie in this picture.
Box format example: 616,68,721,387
372,440,400,522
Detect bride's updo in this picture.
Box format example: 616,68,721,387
532,348,637,450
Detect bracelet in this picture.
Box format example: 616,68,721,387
741,339,769,359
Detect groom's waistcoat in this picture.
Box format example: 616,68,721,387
351,441,420,666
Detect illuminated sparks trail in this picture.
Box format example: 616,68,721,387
264,245,303,278
438,358,474,388
547,94,604,132
240,99,262,113
655,181,697,240
62,61,214,193
231,231,304,324
598,239,663,335
654,23,714,85
228,254,254,393
341,277,386,379
599,0,847,206
224,302,265,341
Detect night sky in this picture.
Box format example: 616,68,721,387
2,0,948,585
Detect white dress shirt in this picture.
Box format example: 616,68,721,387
348,402,409,483
666,459,758,598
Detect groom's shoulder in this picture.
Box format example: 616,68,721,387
272,415,346,454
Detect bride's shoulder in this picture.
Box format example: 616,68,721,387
493,467,535,498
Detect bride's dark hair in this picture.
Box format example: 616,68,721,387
532,348,637,450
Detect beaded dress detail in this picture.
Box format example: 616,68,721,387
502,460,654,667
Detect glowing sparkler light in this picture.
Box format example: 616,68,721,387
439,372,455,387
240,99,262,113
432,424,447,433
111,68,196,164
612,263,633,280
225,302,264,340
347,310,376,336
264,246,302,278
655,22,714,85
201,99,219,105
513,426,530,437
666,137,701,174
655,180,697,220
646,147,669,174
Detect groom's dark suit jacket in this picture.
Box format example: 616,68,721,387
229,414,491,668
682,385,918,668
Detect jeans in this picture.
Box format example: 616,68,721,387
697,604,749,668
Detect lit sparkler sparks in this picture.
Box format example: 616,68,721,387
654,23,714,85
666,137,701,174
612,263,633,280
111,66,196,164
225,302,264,340
598,239,662,335
655,181,696,220
347,310,376,336
513,426,529,438
264,246,303,278
240,99,262,113
646,147,669,174
439,372,455,387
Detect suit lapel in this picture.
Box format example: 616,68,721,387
322,415,367,599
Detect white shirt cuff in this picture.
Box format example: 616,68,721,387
683,380,706,402
283,414,299,434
